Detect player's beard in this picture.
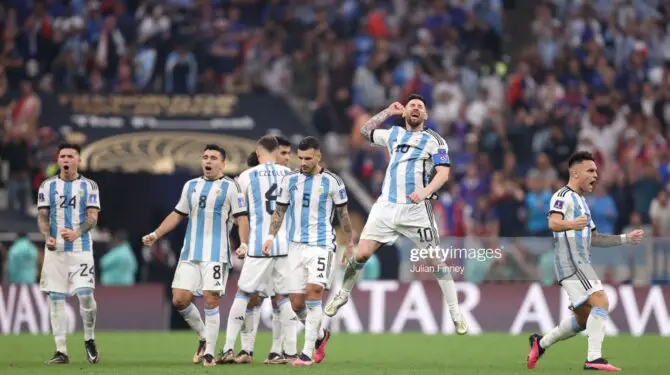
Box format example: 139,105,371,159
406,114,424,130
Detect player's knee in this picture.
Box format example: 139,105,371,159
271,295,286,309
290,294,305,312
76,288,96,309
573,306,590,328
202,292,220,308
355,239,378,262
49,292,67,302
305,284,323,300
171,291,191,310
588,291,609,310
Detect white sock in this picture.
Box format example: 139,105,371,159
302,300,323,359
248,306,262,352
240,307,255,352
204,306,220,356
279,300,297,355
540,316,583,349
270,307,282,354
224,294,248,352
587,307,608,361
49,293,67,354
76,290,97,341
341,257,365,293
178,303,205,339
436,278,462,322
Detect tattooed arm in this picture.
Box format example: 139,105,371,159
336,204,354,245
268,204,288,237
591,229,644,248
75,208,99,237
37,208,51,239
361,102,404,143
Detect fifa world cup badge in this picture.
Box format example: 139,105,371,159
553,200,564,209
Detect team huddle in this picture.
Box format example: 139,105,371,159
36,94,643,372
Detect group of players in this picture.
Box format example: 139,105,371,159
36,93,643,372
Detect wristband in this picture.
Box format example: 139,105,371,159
239,243,248,249
620,234,627,244
266,234,275,241
150,231,158,239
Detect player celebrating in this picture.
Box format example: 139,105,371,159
37,143,101,364
325,95,467,334
527,151,643,372
219,135,297,365
142,144,249,367
235,135,294,364
263,136,354,366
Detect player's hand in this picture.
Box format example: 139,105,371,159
142,232,158,246
407,189,428,203
387,102,404,116
626,229,644,244
60,228,79,242
342,242,354,265
262,240,272,256
572,215,588,230
236,244,247,259
46,237,56,251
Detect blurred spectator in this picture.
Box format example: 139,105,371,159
588,183,618,235
524,174,552,237
165,45,197,94
100,230,137,286
1,127,32,215
141,239,176,284
95,15,126,81
5,233,39,284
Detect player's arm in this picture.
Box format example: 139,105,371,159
547,212,584,232
74,207,99,237
229,178,249,255
360,108,392,143
423,165,450,197
332,180,353,245
144,183,189,244
268,204,288,237
37,208,50,239
547,195,583,232
591,231,625,247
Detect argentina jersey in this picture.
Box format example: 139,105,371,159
277,168,348,250
236,162,292,257
37,176,101,252
369,126,450,204
174,176,247,264
548,186,597,281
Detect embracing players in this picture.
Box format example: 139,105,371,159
38,143,101,364
325,95,468,335
527,151,643,371
264,136,354,366
142,144,249,367
219,135,297,365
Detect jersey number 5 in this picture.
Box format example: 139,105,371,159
265,183,278,215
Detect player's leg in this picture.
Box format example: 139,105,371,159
275,255,298,363
294,247,333,367
41,251,70,364
171,261,206,364
527,304,586,368
70,253,99,364
582,279,619,371
220,257,269,364
238,293,263,363
200,262,228,367
398,202,467,334
325,202,395,317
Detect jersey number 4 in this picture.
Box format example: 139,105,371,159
265,183,278,215
59,195,77,208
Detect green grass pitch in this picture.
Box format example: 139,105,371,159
1,332,668,374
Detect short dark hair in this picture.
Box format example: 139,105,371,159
406,93,426,106
257,135,279,153
297,136,320,151
275,135,291,148
247,151,259,167
204,144,226,160
567,151,594,168
57,143,81,155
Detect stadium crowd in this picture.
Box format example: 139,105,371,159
0,0,668,285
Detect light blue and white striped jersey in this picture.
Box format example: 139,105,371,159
236,162,292,257
277,168,348,251
37,175,101,252
548,186,597,281
369,127,450,204
174,176,247,263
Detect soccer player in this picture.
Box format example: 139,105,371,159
325,95,468,335
37,143,101,364
263,136,354,366
219,135,297,365
142,144,249,367
235,135,294,364
527,151,643,371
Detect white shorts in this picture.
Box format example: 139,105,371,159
287,243,334,293
171,261,229,296
40,250,96,295
238,256,291,296
560,267,604,309
361,200,440,247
